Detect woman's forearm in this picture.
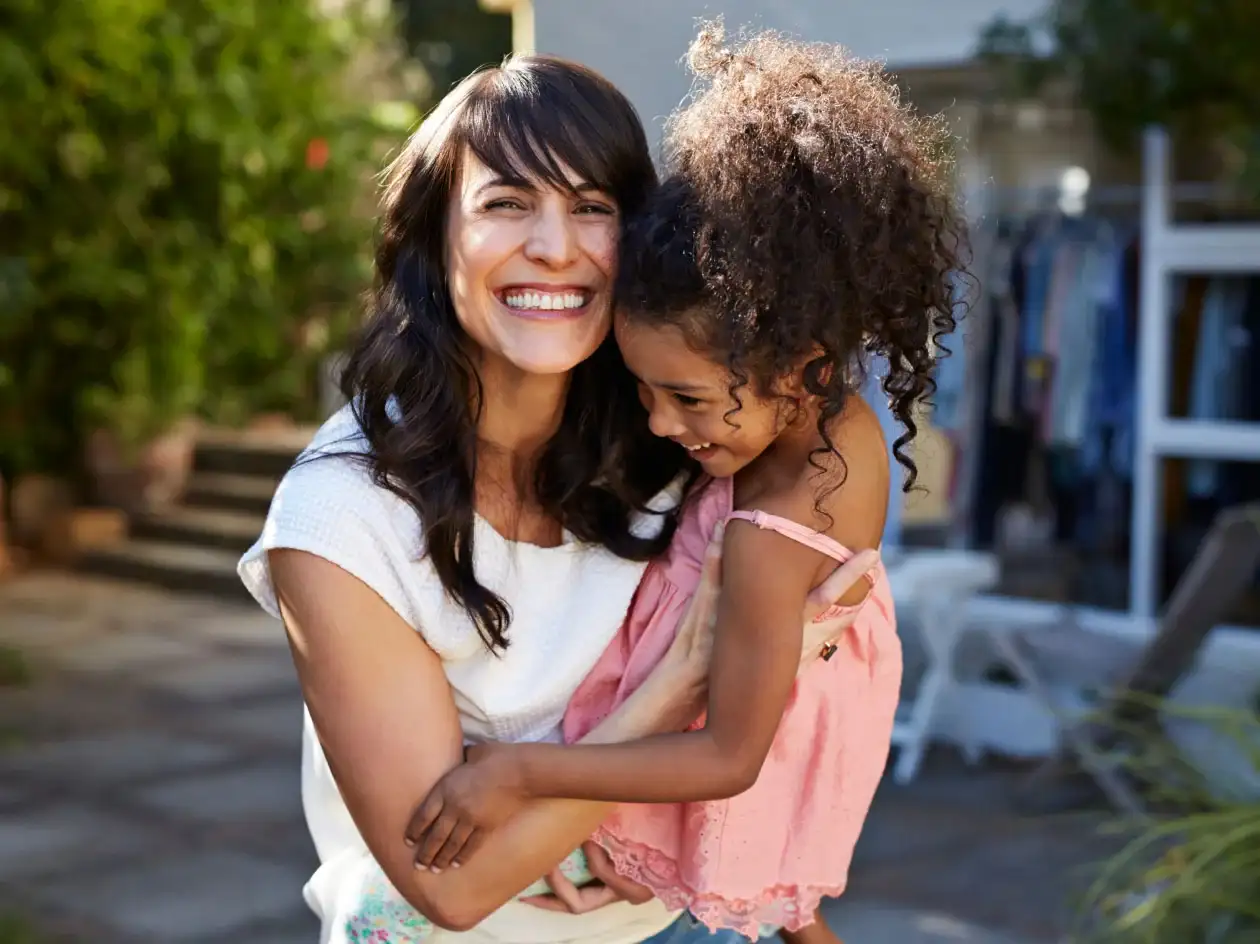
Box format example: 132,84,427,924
400,670,696,929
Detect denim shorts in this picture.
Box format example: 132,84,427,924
637,913,750,944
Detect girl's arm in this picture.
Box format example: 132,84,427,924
479,521,833,803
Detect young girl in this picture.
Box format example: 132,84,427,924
407,25,965,942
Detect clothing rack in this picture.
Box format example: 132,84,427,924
942,165,1254,612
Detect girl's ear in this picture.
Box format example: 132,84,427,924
780,351,830,398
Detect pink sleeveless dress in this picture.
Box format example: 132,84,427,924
562,476,902,938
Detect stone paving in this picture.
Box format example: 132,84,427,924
0,572,1111,943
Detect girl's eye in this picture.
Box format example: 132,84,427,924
673,393,703,408
576,202,615,215
486,198,525,211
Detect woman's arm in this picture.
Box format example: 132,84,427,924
269,548,697,932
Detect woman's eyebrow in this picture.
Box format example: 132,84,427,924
475,176,606,197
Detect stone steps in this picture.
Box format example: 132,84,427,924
79,539,249,599
79,427,314,599
185,472,280,516
131,506,267,553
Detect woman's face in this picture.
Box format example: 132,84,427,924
446,149,621,376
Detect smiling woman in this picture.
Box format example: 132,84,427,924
236,53,699,943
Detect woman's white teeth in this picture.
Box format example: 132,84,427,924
685,443,712,451
503,291,588,310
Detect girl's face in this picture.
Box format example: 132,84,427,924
446,149,621,376
614,314,792,478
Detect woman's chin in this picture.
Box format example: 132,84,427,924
496,327,608,377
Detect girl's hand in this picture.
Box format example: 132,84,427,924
405,743,527,872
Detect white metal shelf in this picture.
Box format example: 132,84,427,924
1131,127,1260,619
1151,227,1260,273
1150,420,1260,461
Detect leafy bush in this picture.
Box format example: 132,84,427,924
0,0,421,475
1081,703,1260,943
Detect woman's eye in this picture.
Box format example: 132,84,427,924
576,202,615,215
486,198,525,211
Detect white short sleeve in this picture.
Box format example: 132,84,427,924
238,454,421,622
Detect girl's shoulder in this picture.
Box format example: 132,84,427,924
741,395,890,554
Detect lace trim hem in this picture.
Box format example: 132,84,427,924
592,826,848,938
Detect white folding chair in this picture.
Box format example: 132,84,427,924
885,549,999,784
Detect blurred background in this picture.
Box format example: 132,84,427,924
3,1,1260,942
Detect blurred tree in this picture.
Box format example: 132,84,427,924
393,0,512,95
979,0,1260,187
0,0,420,476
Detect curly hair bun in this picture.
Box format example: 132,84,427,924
686,20,737,77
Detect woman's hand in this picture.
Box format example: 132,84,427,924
520,842,653,913
653,526,880,716
799,548,880,673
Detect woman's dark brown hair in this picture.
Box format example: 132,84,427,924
334,56,686,652
618,24,969,494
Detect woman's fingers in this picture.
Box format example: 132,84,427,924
540,867,584,912
582,841,653,904
804,549,879,620
684,521,725,643
519,863,623,914
518,893,572,913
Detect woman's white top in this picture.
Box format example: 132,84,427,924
238,406,679,944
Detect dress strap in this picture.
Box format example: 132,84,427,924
727,509,870,575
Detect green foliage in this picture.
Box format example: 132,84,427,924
1081,702,1260,943
978,0,1260,182
0,0,420,474
0,645,30,688
0,913,36,944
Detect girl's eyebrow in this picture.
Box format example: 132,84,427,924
648,379,710,394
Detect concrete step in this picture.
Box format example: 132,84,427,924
194,426,314,478
79,539,250,600
184,473,278,515
131,506,265,554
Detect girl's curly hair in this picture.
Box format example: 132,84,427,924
617,22,968,491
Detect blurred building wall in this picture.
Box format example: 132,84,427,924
516,0,1047,149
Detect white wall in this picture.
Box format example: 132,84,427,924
532,0,1047,148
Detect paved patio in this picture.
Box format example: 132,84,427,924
0,571,1111,943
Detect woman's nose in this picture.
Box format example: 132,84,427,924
524,203,578,268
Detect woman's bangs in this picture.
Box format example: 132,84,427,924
461,75,624,197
